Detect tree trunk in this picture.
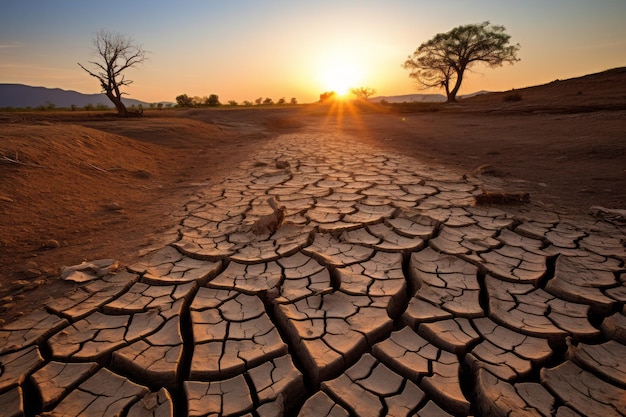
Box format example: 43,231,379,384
105,90,128,116
447,67,465,103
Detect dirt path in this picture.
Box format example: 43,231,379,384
1,129,624,416
1,106,624,325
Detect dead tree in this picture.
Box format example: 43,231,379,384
78,31,147,116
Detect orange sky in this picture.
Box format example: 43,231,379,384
1,1,625,103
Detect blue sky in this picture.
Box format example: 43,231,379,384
1,0,625,103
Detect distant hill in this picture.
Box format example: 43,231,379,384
370,91,489,103
0,84,155,109
370,93,446,103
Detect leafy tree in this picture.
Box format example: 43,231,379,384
207,94,221,106
228,100,238,106
263,97,274,105
78,30,148,115
277,97,286,105
176,94,193,107
350,87,377,100
255,97,263,105
243,100,253,106
403,21,520,102
319,91,336,102
290,97,297,105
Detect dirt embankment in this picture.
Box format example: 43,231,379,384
0,114,266,323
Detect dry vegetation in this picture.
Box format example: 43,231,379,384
0,68,624,323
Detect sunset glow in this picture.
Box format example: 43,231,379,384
1,1,625,103
318,58,364,96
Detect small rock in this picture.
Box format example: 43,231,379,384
105,202,123,211
472,164,506,177
13,294,26,301
276,160,290,169
61,259,119,282
44,239,60,249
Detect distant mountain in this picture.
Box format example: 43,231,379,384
0,84,155,109
370,91,490,104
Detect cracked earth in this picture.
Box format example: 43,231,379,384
1,132,625,416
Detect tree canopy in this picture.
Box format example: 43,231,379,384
78,30,147,115
403,22,520,102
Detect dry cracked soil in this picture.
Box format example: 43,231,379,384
0,68,625,416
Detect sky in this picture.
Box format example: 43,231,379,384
1,0,625,103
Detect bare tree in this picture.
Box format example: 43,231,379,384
403,22,520,102
78,30,147,115
350,87,377,100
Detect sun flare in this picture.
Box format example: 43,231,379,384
318,58,363,96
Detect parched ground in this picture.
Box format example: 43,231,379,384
0,69,625,325
0,69,625,416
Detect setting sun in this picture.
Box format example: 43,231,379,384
318,57,364,96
